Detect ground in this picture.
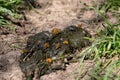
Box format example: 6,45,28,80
0,0,118,80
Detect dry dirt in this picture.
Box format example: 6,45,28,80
0,0,118,80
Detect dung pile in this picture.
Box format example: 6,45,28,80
19,25,91,80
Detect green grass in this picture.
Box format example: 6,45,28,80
0,0,23,20
88,60,120,80
0,0,38,33
78,23,120,79
0,0,23,32
88,25,120,58
78,0,120,80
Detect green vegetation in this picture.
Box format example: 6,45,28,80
0,0,24,33
96,0,120,24
0,0,39,33
81,23,120,80
78,0,120,80
0,0,23,27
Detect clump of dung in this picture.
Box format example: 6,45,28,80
19,25,91,80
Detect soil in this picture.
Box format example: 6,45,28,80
0,0,118,80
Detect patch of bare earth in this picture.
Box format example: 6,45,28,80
1,0,118,80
